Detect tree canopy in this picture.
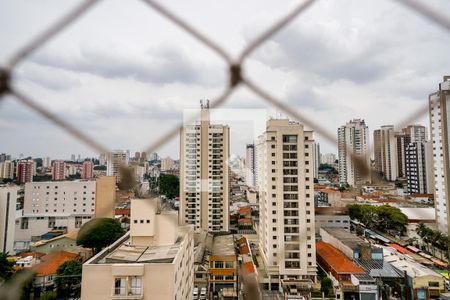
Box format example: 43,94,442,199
159,174,179,199
0,252,14,282
56,260,82,297
347,204,407,235
76,218,124,254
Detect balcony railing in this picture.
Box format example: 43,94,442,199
111,287,143,299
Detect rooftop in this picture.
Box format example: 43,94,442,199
212,235,236,257
316,241,365,274
356,259,404,279
32,251,80,276
321,227,367,250
398,207,435,221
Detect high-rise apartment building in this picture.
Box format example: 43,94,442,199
0,160,15,179
161,156,174,171
406,141,434,194
17,160,35,183
0,185,18,254
373,125,398,181
106,150,130,183
429,76,450,233
179,101,230,232
52,160,65,181
81,160,94,179
245,144,257,187
321,153,336,166
81,198,194,300
42,157,51,169
257,119,316,288
313,142,320,179
338,119,370,186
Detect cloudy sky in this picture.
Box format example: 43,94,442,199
1,0,449,160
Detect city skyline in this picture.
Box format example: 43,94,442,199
1,0,449,159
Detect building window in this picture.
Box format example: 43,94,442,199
114,278,126,295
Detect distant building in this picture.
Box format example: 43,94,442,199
106,150,129,183
321,153,336,165
30,232,91,261
338,119,370,186
81,160,94,179
313,142,320,179
161,156,174,171
81,198,194,300
0,160,15,179
429,76,450,233
17,160,35,183
0,185,19,254
51,160,65,181
374,125,398,181
406,141,434,194
245,144,257,187
179,101,230,232
42,157,51,169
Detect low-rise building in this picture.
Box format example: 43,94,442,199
316,241,378,299
32,251,81,297
382,246,445,299
314,207,350,235
208,235,238,299
81,198,194,300
30,232,91,261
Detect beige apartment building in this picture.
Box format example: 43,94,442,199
430,76,450,233
257,119,317,290
179,101,230,232
81,198,194,300
14,177,115,251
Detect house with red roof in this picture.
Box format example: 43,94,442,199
32,251,80,296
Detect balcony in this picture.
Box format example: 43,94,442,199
111,287,143,299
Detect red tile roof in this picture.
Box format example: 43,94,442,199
316,241,365,274
238,218,253,224
388,244,413,254
32,251,80,277
239,206,252,215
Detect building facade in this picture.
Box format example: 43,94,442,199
81,160,94,179
81,198,194,300
107,150,129,183
245,144,257,188
257,119,316,289
0,160,15,179
313,142,320,179
179,102,230,232
429,76,450,233
17,160,35,183
0,185,19,254
373,125,398,181
338,119,370,186
51,160,65,181
406,141,434,194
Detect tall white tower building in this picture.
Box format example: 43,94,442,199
245,144,257,187
257,119,316,289
373,125,399,181
429,76,450,233
179,101,230,232
106,150,130,183
338,119,370,186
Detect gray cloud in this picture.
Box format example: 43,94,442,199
28,44,214,86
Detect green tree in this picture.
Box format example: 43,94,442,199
56,260,82,297
321,277,333,296
159,174,179,199
41,291,57,300
77,218,124,254
0,252,14,282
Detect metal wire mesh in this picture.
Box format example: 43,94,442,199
1,0,450,299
